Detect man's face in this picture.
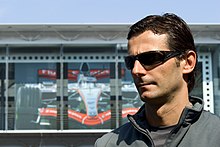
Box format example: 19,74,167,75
127,30,186,104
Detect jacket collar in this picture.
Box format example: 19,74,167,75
179,96,203,125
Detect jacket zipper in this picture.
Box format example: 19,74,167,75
128,116,155,147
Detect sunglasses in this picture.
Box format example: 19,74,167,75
124,50,182,70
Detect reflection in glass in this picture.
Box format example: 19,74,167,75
67,62,111,129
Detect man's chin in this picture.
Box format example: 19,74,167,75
140,94,155,102
139,92,161,102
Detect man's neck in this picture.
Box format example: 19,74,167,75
145,95,191,127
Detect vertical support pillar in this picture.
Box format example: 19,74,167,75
110,63,116,129
118,63,122,126
7,63,15,130
0,63,5,130
63,63,68,129
56,62,68,130
110,62,122,129
56,63,61,130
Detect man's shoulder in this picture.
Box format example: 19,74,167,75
197,110,220,132
101,122,133,139
95,132,116,147
113,122,133,134
195,111,220,145
94,122,134,146
201,110,220,123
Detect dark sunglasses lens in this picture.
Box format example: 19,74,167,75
125,56,135,69
124,51,181,70
139,52,164,66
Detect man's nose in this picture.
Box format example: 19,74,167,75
131,60,146,76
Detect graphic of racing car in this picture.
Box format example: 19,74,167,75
15,63,142,129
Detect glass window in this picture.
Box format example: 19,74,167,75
14,63,58,130
9,46,60,130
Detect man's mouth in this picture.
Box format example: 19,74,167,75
137,81,156,87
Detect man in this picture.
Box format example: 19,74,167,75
95,13,220,147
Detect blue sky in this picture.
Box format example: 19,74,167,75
0,0,220,24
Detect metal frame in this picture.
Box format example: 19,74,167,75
198,52,214,113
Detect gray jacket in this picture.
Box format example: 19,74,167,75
95,97,220,147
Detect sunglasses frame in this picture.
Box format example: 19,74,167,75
124,50,183,70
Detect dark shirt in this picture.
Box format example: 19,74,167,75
150,125,176,147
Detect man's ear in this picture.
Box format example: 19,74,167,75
182,51,197,74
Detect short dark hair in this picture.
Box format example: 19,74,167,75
127,13,197,92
